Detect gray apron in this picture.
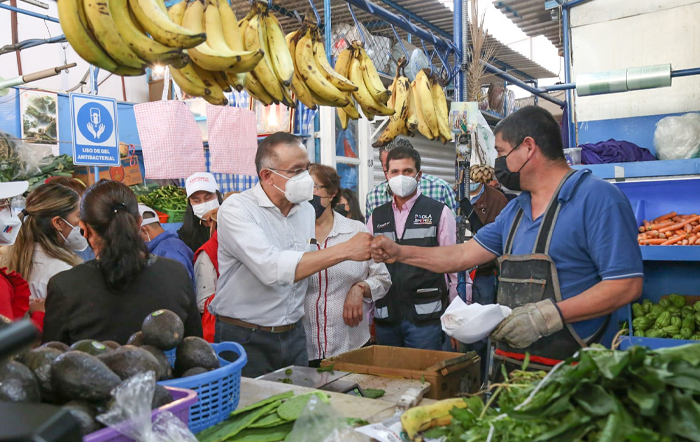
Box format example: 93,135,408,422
492,170,609,373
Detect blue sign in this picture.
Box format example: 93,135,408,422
70,93,120,166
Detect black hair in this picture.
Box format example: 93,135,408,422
177,190,223,252
81,180,148,291
493,106,565,161
385,144,421,171
255,132,303,175
340,188,365,223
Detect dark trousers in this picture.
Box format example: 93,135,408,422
375,320,443,350
214,319,308,378
462,273,497,381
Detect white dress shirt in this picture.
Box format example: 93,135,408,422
304,213,391,360
194,253,217,313
29,244,73,299
211,184,315,326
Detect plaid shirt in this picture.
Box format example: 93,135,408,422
365,174,459,217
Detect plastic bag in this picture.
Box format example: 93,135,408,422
441,297,512,344
0,130,52,181
653,112,700,161
96,371,197,442
285,395,370,442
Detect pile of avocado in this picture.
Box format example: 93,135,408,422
0,309,221,436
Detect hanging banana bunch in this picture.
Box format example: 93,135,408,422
372,57,410,147
411,68,452,143
58,0,263,106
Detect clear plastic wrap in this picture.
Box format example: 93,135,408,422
0,130,52,181
653,113,700,161
96,372,197,442
285,396,370,442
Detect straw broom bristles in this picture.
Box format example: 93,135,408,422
466,0,496,102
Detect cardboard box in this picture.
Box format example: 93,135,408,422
74,156,143,187
320,346,480,399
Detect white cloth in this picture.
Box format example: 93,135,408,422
211,184,315,326
304,213,391,361
29,245,73,299
441,297,512,344
194,252,217,313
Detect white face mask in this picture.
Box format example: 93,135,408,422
269,170,314,204
0,208,22,246
388,174,419,198
192,199,220,220
60,217,89,252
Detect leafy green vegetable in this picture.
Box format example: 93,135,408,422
345,418,369,427
285,368,293,376
197,401,281,442
280,378,293,384
230,391,294,417
362,388,385,399
228,423,295,442
316,363,334,373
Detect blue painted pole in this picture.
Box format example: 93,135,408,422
324,0,331,63
453,0,462,102
0,3,59,22
375,0,453,41
561,6,576,148
672,68,700,78
540,82,576,92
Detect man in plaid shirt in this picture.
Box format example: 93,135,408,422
366,139,458,218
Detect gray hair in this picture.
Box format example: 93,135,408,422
255,132,303,175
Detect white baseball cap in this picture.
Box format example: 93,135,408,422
138,204,160,226
0,181,28,200
185,172,218,198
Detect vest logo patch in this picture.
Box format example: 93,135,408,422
376,221,391,229
414,214,433,225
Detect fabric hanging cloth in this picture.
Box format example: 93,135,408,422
134,101,206,179
206,104,258,176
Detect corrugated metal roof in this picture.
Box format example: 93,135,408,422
492,0,563,51
242,0,556,81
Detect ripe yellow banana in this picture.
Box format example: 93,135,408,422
184,0,264,72
373,75,410,147
312,32,356,92
348,55,393,116
238,9,255,33
167,0,186,24
356,44,391,104
280,83,295,107
128,0,206,49
431,77,452,142
264,11,294,86
83,0,147,70
244,71,275,105
401,398,467,440
412,80,435,140
360,104,375,121
109,0,182,65
178,63,209,91
338,108,350,131
295,28,348,107
406,86,418,131
217,0,244,51
333,47,354,79
57,0,126,75
191,63,228,98
244,9,284,102
415,70,439,138
227,72,247,92
286,30,316,110
202,92,228,106
387,76,397,109
170,67,210,97
340,98,360,120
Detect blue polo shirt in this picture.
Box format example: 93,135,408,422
474,169,643,339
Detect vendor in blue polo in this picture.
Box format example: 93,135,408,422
370,106,643,375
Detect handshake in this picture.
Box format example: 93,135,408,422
342,233,401,263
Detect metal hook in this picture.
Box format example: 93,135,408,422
419,40,436,74
347,4,366,45
307,0,320,26
390,24,409,61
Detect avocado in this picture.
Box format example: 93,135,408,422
152,384,174,409
41,341,71,352
0,360,41,402
140,345,173,381
127,331,145,346
50,351,121,402
102,341,121,350
142,309,185,350
17,347,63,403
175,337,220,376
182,367,209,378
97,345,161,380
70,340,111,357
63,400,100,435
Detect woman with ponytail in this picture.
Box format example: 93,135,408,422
42,180,202,344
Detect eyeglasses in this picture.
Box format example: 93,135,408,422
269,164,310,177
313,184,328,190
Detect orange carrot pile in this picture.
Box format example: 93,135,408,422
638,212,700,246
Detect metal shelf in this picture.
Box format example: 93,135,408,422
572,158,700,180
640,246,700,262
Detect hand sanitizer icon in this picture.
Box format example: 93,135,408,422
87,107,105,140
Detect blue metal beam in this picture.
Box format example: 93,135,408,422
672,67,700,78
562,6,575,147
0,3,59,23
482,61,566,107
375,0,453,42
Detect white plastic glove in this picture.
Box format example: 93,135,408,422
490,299,563,348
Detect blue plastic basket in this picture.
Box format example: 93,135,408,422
158,342,247,433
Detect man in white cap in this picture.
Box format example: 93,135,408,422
139,204,195,282
179,172,221,253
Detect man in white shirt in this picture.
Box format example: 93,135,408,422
211,133,373,377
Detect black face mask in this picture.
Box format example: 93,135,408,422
334,205,349,217
310,195,327,219
494,143,530,191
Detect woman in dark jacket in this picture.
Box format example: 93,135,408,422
42,180,202,345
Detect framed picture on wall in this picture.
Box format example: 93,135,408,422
20,90,59,155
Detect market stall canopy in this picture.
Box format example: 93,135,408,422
492,0,564,52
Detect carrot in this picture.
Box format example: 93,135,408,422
682,239,689,245
665,232,674,238
639,226,645,233
662,236,686,245
643,220,650,230
658,215,700,233
648,230,659,238
690,236,698,245
675,230,687,237
649,220,674,230
686,224,693,233
642,239,668,245
694,225,700,233
653,212,677,223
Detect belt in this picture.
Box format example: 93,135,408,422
217,316,296,333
